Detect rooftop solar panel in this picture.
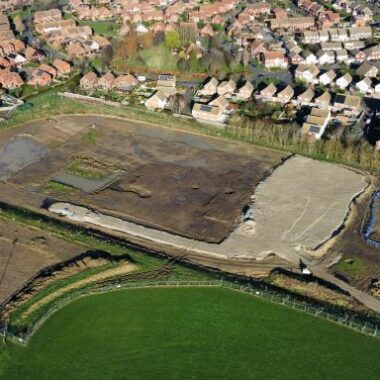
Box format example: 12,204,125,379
310,126,321,134
200,105,213,112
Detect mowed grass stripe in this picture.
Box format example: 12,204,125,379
2,287,380,380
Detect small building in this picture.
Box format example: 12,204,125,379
257,83,277,102
356,77,373,94
39,63,57,78
192,103,228,124
80,72,98,90
52,59,71,76
304,52,318,65
264,51,288,69
295,65,320,84
217,79,236,96
145,91,168,110
333,94,362,116
335,49,348,63
97,72,115,91
363,44,380,61
314,91,331,108
297,87,315,106
276,85,294,104
356,62,379,78
157,74,176,94
114,74,138,92
0,69,23,89
302,107,331,140
209,95,230,110
237,81,254,100
28,69,53,86
272,7,287,19
317,51,335,65
335,73,352,90
200,77,218,96
319,69,336,86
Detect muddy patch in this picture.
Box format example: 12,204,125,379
0,135,48,181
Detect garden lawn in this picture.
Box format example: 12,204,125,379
1,287,380,380
78,20,118,36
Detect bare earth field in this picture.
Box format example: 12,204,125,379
48,156,366,267
0,219,85,304
1,114,380,311
0,115,286,243
331,183,380,265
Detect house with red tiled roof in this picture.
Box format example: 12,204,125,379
264,51,288,69
97,71,115,91
0,41,15,55
39,63,57,78
24,47,45,61
0,57,10,69
28,69,53,86
80,71,98,90
272,7,287,19
114,74,138,92
52,59,71,76
0,69,24,89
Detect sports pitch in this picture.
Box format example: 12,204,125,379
1,287,380,380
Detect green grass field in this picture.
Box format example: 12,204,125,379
1,287,380,380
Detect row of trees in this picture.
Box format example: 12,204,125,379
112,26,245,76
224,116,380,173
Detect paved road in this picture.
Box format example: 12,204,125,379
311,266,380,314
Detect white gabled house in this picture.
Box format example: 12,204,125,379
145,91,169,110
314,91,332,108
304,52,318,65
302,108,331,140
276,85,294,104
335,73,353,90
256,83,277,102
374,82,380,95
356,77,373,94
217,79,236,97
335,49,348,63
237,81,254,100
295,65,320,84
317,51,335,65
319,69,337,86
296,87,315,106
199,77,218,96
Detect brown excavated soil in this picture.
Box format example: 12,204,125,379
328,181,380,297
0,219,85,304
330,182,380,265
0,115,286,243
371,197,380,242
